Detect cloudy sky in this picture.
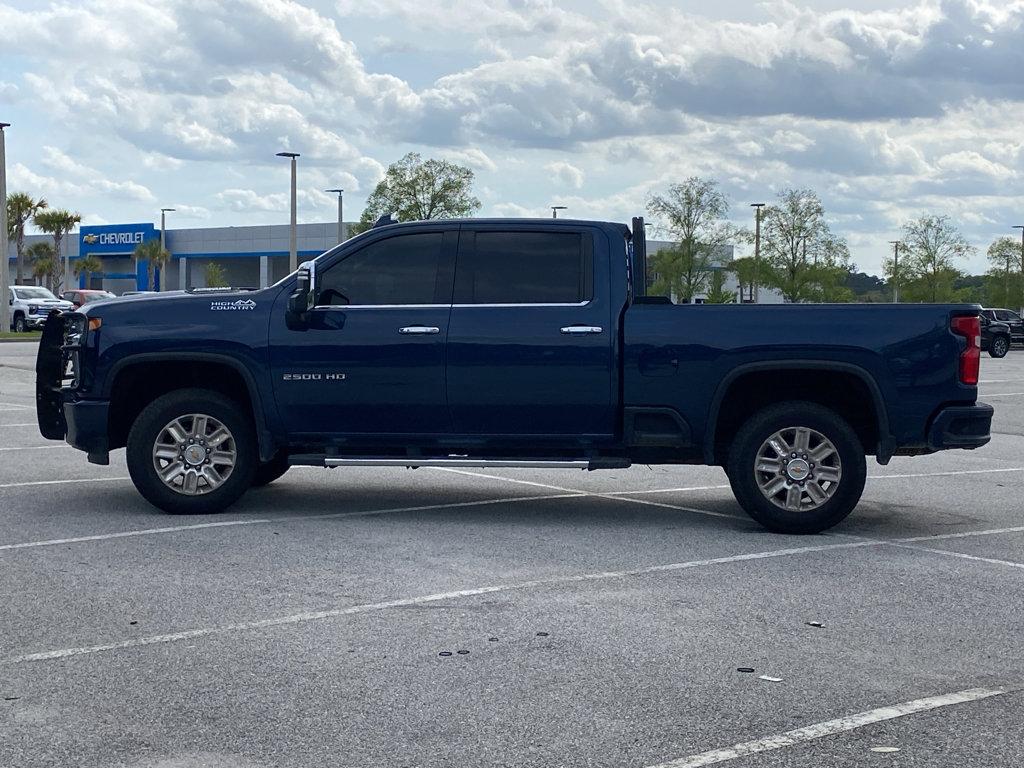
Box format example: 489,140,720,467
2,0,1023,274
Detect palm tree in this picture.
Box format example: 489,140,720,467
73,255,103,287
33,209,82,292
133,239,171,291
26,242,59,292
5,192,48,285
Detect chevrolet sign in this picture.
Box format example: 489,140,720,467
80,223,158,254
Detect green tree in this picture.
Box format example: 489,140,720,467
6,192,48,285
761,189,850,303
133,239,171,291
73,255,103,287
355,153,481,233
985,236,1023,309
895,215,973,302
204,262,227,288
811,237,855,302
704,268,735,303
646,177,747,302
729,256,759,303
27,242,59,292
32,209,81,292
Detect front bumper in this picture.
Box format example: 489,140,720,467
927,403,994,451
25,314,49,328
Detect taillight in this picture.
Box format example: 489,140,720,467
950,315,980,386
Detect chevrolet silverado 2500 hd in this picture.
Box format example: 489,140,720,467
36,217,993,533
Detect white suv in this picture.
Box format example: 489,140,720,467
8,286,74,332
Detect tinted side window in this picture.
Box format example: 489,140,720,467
316,233,444,306
458,231,591,304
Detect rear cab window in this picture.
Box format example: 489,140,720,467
454,230,593,304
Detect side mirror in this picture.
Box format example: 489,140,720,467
286,260,316,329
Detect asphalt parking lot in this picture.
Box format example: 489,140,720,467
1,339,1023,767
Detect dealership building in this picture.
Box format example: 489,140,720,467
7,219,779,302
7,220,352,294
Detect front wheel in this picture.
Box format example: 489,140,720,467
990,335,1009,358
126,388,257,515
13,314,26,333
727,401,867,534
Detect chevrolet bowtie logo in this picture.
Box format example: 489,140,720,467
83,234,99,244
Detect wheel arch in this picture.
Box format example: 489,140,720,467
105,352,277,462
704,360,892,466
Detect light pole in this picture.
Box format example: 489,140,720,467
750,203,765,303
277,151,300,272
0,122,9,334
160,207,174,292
888,240,902,303
1014,226,1024,312
551,205,567,219
326,189,344,243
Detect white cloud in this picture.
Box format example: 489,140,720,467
546,161,585,189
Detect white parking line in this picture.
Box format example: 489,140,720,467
888,541,1024,571
606,484,731,495
0,445,72,452
0,422,38,427
0,402,32,409
7,538,877,664
433,467,742,519
0,493,583,551
0,476,131,489
869,467,1024,480
657,686,1015,767
983,392,1024,397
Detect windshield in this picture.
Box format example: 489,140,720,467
13,287,58,301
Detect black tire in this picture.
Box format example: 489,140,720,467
13,313,26,333
726,401,867,534
126,388,257,515
989,335,1009,358
252,451,290,487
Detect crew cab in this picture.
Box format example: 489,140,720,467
9,286,73,331
36,217,993,533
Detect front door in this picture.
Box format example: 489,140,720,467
445,226,615,438
270,227,457,438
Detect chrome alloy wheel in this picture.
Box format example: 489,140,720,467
151,413,236,495
754,426,842,512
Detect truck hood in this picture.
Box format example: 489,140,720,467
79,288,270,315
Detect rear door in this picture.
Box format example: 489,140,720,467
445,225,615,438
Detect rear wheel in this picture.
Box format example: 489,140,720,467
126,388,257,515
727,401,866,534
990,335,1009,358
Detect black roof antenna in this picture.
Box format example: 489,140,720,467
373,213,398,228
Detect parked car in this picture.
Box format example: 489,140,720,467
981,308,1023,346
62,289,117,309
37,216,992,534
8,286,74,332
981,314,1012,358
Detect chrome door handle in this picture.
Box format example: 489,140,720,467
560,325,603,335
399,326,441,335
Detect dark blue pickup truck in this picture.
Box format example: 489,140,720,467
36,217,993,533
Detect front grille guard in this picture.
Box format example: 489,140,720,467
35,311,77,439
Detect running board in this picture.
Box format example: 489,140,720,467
302,457,630,471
